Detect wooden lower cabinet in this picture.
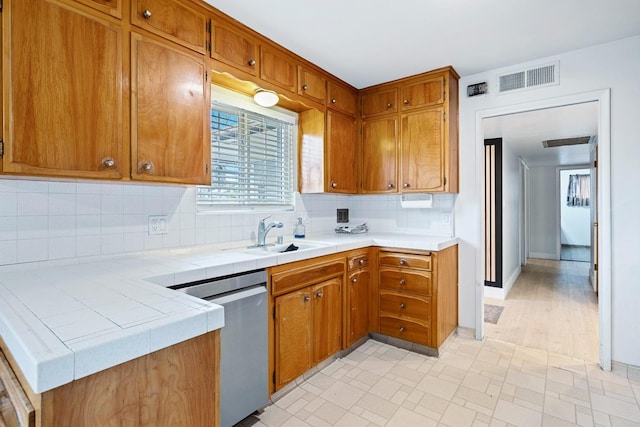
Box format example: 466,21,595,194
0,331,220,427
377,245,458,348
346,249,370,347
270,255,345,392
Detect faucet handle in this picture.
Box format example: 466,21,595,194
260,215,271,224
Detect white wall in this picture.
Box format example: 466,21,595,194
457,35,640,366
501,143,522,295
0,178,454,268
560,168,591,246
528,166,559,259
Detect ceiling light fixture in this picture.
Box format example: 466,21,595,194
253,88,279,107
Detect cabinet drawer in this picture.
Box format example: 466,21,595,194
347,253,369,271
132,0,208,53
379,291,431,321
379,315,430,346
360,88,397,118
379,268,432,295
379,252,431,270
327,81,356,116
271,260,344,296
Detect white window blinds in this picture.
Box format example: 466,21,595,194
197,103,295,208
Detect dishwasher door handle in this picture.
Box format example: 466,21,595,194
207,285,266,305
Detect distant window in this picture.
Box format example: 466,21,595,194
197,88,296,210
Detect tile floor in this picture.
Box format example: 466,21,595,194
560,245,591,263
237,335,640,427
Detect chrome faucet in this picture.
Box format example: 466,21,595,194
257,216,283,246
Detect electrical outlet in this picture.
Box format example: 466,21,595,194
337,209,349,223
441,212,451,225
148,215,168,235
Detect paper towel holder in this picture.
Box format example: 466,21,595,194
400,193,433,208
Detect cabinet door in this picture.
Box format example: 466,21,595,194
312,278,342,364
76,0,122,18
131,33,210,184
326,110,358,193
3,0,125,179
362,117,397,193
132,0,207,53
400,75,445,110
298,66,326,104
401,107,445,191
347,269,370,346
275,288,313,389
327,81,356,116
360,88,397,118
260,45,296,93
210,20,259,76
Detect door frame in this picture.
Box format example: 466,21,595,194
557,165,592,261
475,89,612,371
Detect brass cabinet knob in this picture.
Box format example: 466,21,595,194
316,291,324,298
386,103,393,108
387,183,395,189
303,295,310,302
351,277,357,283
302,84,309,91
359,259,365,265
399,326,405,332
142,162,153,171
330,181,337,188
248,59,256,66
403,183,410,188
400,303,406,309
102,158,115,168
142,10,151,18
403,99,409,105
399,278,407,286
400,258,407,265
331,98,337,104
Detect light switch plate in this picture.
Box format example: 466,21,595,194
148,215,168,235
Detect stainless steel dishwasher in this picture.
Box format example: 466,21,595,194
171,269,268,427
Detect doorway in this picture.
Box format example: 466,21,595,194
476,89,611,370
559,167,592,262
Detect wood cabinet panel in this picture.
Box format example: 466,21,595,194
326,110,358,193
260,45,297,92
274,288,312,389
379,268,433,295
327,81,356,116
3,0,125,179
362,117,398,193
400,76,445,110
347,268,370,346
379,252,432,270
271,259,344,296
312,278,342,364
132,0,207,53
347,253,369,271
210,20,259,76
360,88,397,118
75,0,122,18
131,33,210,184
297,66,326,104
0,352,34,427
401,107,445,191
379,315,430,346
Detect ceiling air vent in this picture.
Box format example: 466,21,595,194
542,136,591,148
498,61,559,94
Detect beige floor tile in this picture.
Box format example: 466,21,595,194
505,369,547,394
386,407,438,427
542,413,579,427
440,402,477,427
311,401,346,425
332,412,370,427
494,399,543,427
544,395,577,424
463,371,492,393
591,393,640,423
356,391,399,420
319,381,366,410
368,377,402,400
416,374,460,400
455,385,499,410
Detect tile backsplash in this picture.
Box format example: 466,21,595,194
0,178,455,267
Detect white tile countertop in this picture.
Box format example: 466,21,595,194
0,232,457,394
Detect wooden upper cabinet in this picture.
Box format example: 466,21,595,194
131,0,207,53
360,88,397,118
327,81,356,116
401,107,445,192
131,33,210,184
74,0,122,18
210,19,259,76
362,117,398,193
326,110,358,193
2,0,125,179
260,45,297,93
298,66,326,104
400,75,445,110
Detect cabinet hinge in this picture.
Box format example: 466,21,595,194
443,112,446,121
443,92,446,101
0,140,3,158
594,263,598,271
443,176,447,186
205,40,211,53
272,371,276,384
272,306,276,319
594,160,598,168
206,20,212,34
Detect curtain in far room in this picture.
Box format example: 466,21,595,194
567,173,590,207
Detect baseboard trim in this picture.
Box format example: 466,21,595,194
529,252,557,260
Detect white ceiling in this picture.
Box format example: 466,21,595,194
205,0,638,166
205,0,640,88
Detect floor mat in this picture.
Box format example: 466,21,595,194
484,304,504,324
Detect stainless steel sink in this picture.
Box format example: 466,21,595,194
236,240,329,256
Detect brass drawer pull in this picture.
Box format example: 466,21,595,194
400,258,407,265
400,303,406,309
351,278,357,283
399,279,406,286
316,291,324,298
303,295,310,302
399,326,405,332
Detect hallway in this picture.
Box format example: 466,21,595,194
484,258,598,362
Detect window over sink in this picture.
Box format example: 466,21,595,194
197,86,297,211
